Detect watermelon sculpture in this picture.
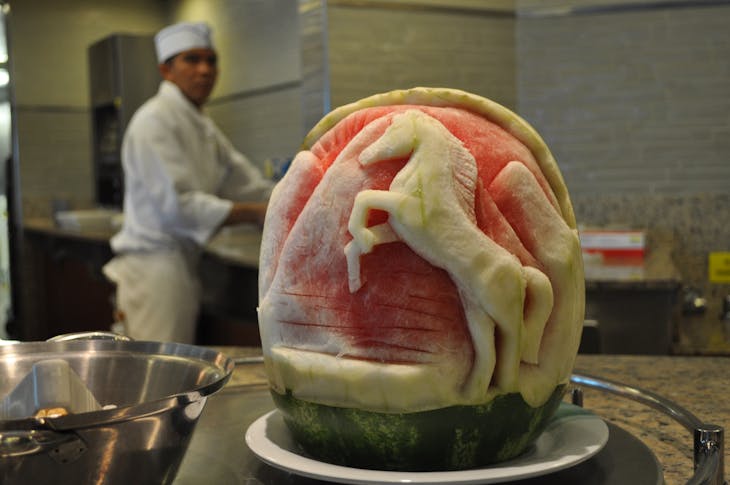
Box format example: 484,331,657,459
258,87,585,471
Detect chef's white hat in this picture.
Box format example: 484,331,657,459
154,21,214,63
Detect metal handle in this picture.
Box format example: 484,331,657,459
691,426,725,485
0,429,86,463
571,373,725,485
46,331,132,343
232,356,264,366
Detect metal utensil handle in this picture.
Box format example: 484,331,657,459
0,429,85,462
232,356,264,366
571,373,725,485
46,331,132,343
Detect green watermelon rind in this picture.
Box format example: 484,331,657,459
271,384,566,472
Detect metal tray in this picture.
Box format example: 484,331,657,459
173,380,676,485
570,374,724,485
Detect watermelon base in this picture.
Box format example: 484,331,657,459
271,384,566,472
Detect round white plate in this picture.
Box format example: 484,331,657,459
245,403,609,485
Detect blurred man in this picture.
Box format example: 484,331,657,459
103,22,273,343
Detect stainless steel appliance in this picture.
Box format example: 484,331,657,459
88,34,159,208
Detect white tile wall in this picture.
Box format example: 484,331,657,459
9,0,167,216
15,108,93,211
207,84,304,171
516,3,730,196
171,0,305,170
170,0,301,98
13,1,729,212
300,0,330,133
10,0,304,215
326,4,517,109
10,0,165,107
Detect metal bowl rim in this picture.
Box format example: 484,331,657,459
0,340,235,431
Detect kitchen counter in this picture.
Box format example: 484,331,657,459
22,217,262,269
20,218,263,342
217,349,728,485
23,216,682,284
21,217,686,352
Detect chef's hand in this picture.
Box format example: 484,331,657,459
223,201,268,227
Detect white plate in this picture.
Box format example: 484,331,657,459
245,403,609,485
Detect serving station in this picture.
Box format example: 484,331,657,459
175,349,727,485
15,219,719,484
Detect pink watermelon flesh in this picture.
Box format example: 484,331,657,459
259,105,564,389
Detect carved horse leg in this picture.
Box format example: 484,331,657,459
344,190,414,292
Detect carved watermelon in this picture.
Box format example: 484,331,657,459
257,87,584,470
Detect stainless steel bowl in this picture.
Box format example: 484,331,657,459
0,335,234,485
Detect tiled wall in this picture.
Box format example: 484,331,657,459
516,2,730,196
300,0,331,133
170,0,304,171
10,0,166,217
321,0,730,354
514,2,730,353
326,2,517,109
206,84,304,169
14,108,94,216
169,0,301,101
10,0,304,218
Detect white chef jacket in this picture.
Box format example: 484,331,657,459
110,80,272,253
103,80,273,343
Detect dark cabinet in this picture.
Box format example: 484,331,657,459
21,220,263,346
21,224,115,340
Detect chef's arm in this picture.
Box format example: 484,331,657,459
222,201,268,227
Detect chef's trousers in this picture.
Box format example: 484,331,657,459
103,249,201,344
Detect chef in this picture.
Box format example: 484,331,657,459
103,21,273,343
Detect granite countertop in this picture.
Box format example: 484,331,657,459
217,348,728,485
572,354,728,484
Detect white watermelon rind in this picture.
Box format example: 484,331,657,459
261,87,585,412
302,86,576,229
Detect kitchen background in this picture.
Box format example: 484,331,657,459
4,0,729,353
